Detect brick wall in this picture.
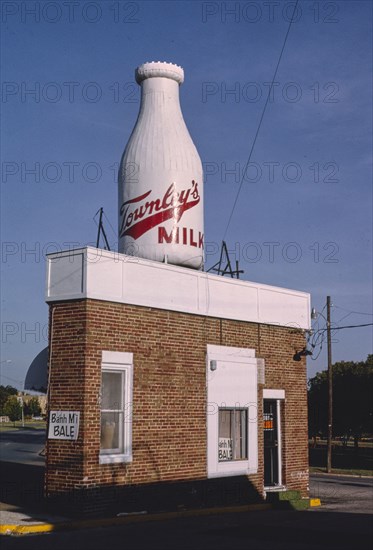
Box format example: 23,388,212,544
46,298,308,514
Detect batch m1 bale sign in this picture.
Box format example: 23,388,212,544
48,411,80,440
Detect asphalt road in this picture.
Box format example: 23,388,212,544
2,506,373,550
0,429,45,466
310,473,373,514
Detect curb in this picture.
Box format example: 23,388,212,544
0,503,272,536
309,498,321,507
310,471,373,479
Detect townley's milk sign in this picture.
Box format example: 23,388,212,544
48,411,80,440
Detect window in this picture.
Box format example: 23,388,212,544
218,409,248,461
100,351,133,465
101,370,125,454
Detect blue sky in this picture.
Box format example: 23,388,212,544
1,0,372,388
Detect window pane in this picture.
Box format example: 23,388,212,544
219,409,232,438
101,411,123,452
218,410,232,461
241,410,247,459
101,371,123,410
218,409,247,462
233,409,247,460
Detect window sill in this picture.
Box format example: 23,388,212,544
99,453,132,465
208,465,258,478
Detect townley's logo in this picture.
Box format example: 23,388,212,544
119,181,200,240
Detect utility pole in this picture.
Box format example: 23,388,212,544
327,296,332,473
21,395,25,428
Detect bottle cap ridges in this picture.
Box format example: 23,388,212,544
135,61,184,84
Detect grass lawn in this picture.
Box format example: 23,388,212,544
0,420,46,431
309,441,373,477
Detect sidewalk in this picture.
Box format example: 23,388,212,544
0,502,72,535
0,459,73,535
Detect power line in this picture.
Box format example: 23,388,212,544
312,323,373,334
333,305,373,317
308,314,372,360
332,306,373,327
222,0,299,241
325,322,373,331
309,322,373,351
0,374,24,386
310,341,324,361
307,295,373,366
103,210,118,240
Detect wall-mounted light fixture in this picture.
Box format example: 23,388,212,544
210,360,217,371
293,348,313,362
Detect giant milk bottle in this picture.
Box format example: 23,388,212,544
118,61,204,269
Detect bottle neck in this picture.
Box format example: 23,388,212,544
139,77,182,115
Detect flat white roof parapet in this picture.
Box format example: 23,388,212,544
45,247,311,330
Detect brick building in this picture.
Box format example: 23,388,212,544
45,246,310,515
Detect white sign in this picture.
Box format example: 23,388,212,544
218,437,233,461
48,411,80,440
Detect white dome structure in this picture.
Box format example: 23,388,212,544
24,347,48,393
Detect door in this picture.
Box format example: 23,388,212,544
264,399,279,487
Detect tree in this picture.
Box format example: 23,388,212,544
308,370,328,439
0,385,18,415
3,395,22,424
308,355,373,448
24,397,42,418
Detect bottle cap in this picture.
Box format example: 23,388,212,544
135,61,184,84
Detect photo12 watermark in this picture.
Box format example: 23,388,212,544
1,321,48,344
1,81,140,104
1,80,340,105
1,160,121,184
201,2,340,24
1,240,340,266
204,240,340,265
1,2,140,24
201,81,340,104
1,160,339,185
0,241,147,264
203,160,340,184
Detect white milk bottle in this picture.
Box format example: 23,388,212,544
118,61,204,269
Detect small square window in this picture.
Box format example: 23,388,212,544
218,408,248,462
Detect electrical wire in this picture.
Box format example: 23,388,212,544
333,306,373,327
0,374,24,387
333,305,373,316
308,321,373,361
315,322,373,331
103,210,118,240
92,209,100,225
310,342,324,361
222,0,299,241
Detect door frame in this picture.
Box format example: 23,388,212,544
263,389,285,490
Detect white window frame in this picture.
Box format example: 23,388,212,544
100,351,133,465
218,407,248,462
206,345,258,478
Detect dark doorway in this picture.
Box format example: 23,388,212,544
264,399,279,487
